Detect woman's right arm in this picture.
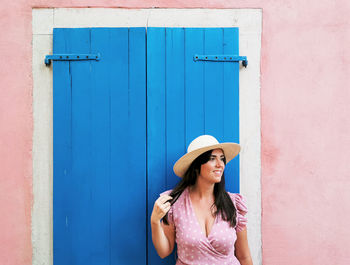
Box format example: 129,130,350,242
150,195,175,258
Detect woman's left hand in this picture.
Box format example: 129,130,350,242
150,195,172,225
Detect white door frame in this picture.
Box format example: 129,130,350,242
32,7,262,265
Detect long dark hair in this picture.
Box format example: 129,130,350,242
163,149,237,227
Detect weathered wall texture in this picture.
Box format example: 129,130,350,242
0,0,350,265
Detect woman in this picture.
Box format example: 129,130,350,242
151,135,253,265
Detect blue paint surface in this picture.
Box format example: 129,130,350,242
54,27,240,265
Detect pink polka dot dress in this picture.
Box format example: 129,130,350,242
160,187,248,265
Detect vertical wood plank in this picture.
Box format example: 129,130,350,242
109,28,129,263
184,28,205,146
69,28,93,265
203,28,224,139
109,27,147,264
90,28,111,265
53,27,73,265
223,28,240,193
127,27,147,263
147,27,169,265
165,28,185,188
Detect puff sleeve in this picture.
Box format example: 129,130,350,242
229,193,248,232
160,190,174,225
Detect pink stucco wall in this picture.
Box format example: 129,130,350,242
0,0,349,264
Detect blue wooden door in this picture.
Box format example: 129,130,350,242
53,27,240,265
147,27,240,265
53,28,147,265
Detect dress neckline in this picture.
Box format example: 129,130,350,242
186,187,217,239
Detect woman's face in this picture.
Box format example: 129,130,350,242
198,149,225,183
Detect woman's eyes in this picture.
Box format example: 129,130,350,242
210,157,225,161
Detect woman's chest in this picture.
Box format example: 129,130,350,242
191,201,216,237
173,203,237,255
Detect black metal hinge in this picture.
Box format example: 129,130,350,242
44,53,101,66
193,54,248,67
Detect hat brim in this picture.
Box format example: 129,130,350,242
173,143,241,177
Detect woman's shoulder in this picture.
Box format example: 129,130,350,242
226,191,248,214
160,189,172,197
226,191,244,200
159,188,187,206
227,191,248,231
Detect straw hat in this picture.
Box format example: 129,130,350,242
173,135,241,177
